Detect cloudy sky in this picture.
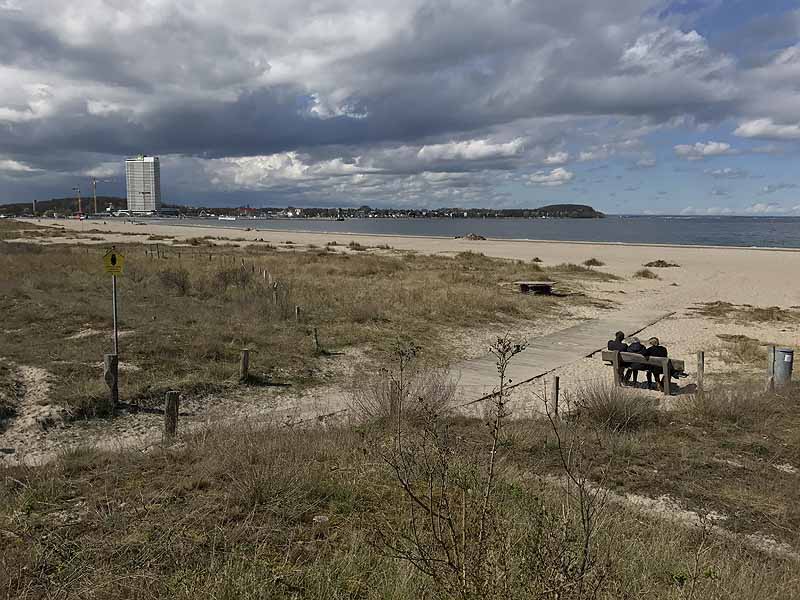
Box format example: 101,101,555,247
1,0,799,214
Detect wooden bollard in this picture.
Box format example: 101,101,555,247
164,391,179,441
103,353,119,411
239,349,250,382
295,305,301,322
552,376,560,418
389,380,400,421
697,351,704,393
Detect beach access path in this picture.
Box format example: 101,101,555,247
454,309,673,412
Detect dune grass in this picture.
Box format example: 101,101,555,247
0,223,609,418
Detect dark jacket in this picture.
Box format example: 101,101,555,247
628,342,646,354
608,340,628,352
644,345,668,359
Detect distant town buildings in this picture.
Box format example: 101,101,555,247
125,155,161,213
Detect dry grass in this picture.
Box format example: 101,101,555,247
680,386,766,427
1,414,798,599
634,268,659,279
583,257,605,267
0,223,608,418
0,361,20,428
643,260,680,268
572,381,659,431
692,301,800,323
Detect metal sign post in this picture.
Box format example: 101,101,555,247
103,247,125,410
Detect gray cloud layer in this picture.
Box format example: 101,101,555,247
0,1,799,207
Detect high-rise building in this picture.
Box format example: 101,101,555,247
125,155,161,212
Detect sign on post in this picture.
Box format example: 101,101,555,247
103,248,125,275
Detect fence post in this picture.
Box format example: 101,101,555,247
552,376,560,418
662,358,672,396
295,305,301,323
103,353,119,412
697,351,704,394
766,345,776,392
389,380,400,421
239,349,250,382
164,391,179,441
611,352,621,386
272,282,278,306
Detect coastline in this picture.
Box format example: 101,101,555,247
21,217,800,253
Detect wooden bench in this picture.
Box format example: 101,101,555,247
514,280,555,295
601,350,685,396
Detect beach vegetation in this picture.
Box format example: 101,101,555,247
634,268,659,279
583,257,605,267
644,259,680,268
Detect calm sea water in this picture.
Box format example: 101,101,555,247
142,215,800,249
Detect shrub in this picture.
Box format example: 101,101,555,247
158,267,191,295
644,259,679,268
348,241,367,251
531,256,542,263
575,382,659,431
583,258,605,267
634,269,659,279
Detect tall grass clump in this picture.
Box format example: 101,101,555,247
574,381,659,431
681,387,764,427
634,268,659,279
583,257,605,267
157,267,191,295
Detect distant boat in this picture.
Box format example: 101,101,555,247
335,217,345,221
218,216,236,221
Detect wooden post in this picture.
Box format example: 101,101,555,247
662,358,672,396
697,351,705,394
552,376,560,418
611,351,621,386
164,391,179,441
103,353,119,412
766,345,776,392
239,349,250,382
272,282,278,306
389,380,400,421
313,327,321,353
295,305,301,322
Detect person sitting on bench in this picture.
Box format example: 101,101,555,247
608,331,628,352
608,331,628,382
644,337,668,390
623,336,646,386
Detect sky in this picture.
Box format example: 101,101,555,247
0,0,799,214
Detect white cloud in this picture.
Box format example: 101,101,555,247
417,138,525,162
680,205,734,216
635,158,656,168
526,167,574,186
0,159,38,172
745,202,785,214
761,183,798,195
705,167,748,179
542,151,569,165
674,141,735,160
734,119,800,140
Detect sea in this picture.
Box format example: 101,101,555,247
140,215,800,249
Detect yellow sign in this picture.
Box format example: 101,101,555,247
103,248,125,275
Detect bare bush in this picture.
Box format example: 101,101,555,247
583,257,605,267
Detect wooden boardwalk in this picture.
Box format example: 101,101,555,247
454,311,673,408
